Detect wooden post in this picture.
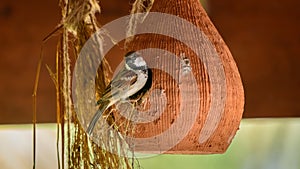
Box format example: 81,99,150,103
122,0,245,154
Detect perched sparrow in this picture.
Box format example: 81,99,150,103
87,51,152,135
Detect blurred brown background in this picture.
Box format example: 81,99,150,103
0,0,299,124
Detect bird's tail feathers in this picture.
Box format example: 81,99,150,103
86,102,109,135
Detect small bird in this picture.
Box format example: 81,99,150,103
87,51,152,135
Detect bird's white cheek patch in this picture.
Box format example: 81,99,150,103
134,57,146,67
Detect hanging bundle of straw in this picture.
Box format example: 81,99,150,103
33,0,154,168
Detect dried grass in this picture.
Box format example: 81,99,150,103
33,0,155,168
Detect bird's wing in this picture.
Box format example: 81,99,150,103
97,67,138,104
88,69,137,135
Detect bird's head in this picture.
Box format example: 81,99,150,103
125,51,148,71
